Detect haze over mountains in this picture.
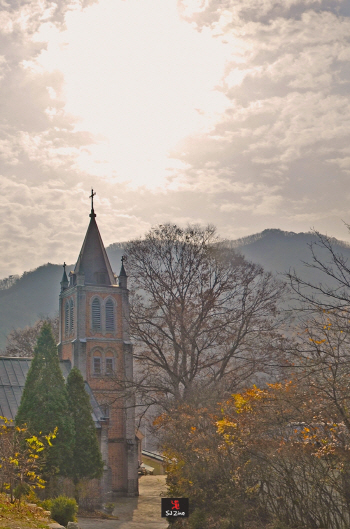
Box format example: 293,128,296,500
0,229,349,349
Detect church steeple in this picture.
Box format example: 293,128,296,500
58,190,138,498
60,262,69,292
73,190,116,286
118,256,127,289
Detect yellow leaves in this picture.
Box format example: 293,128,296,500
231,383,290,416
233,393,251,413
216,418,237,434
0,416,53,496
153,413,166,427
245,483,260,496
245,385,268,400
216,418,238,446
309,338,326,344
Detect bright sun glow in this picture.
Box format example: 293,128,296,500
34,0,230,188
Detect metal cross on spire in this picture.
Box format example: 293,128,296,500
89,188,96,218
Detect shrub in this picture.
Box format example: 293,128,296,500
25,488,40,505
40,498,52,511
50,495,77,526
13,483,30,501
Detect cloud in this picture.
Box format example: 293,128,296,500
164,0,350,239
0,0,97,181
0,0,350,278
0,0,102,276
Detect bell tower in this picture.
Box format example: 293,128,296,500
58,191,138,497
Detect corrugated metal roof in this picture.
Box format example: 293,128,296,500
142,449,164,462
0,357,102,427
0,357,31,388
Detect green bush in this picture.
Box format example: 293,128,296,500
40,498,52,511
13,483,30,501
50,495,77,526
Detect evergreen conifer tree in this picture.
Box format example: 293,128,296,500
16,323,74,477
66,367,104,492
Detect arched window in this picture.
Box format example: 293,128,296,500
65,301,69,336
93,352,101,375
105,352,114,375
69,299,74,333
105,299,115,331
92,298,101,330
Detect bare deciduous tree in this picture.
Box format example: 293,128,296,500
286,229,350,427
126,224,285,407
1,315,59,357
288,229,350,313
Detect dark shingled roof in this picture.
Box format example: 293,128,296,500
74,214,116,286
0,357,102,427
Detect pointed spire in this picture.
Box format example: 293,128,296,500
74,191,116,286
119,256,127,289
60,262,69,292
120,255,127,277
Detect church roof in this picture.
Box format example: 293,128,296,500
0,357,102,427
74,212,116,286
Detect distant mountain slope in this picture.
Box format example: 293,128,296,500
0,264,64,347
1,230,349,349
0,246,125,349
235,229,350,287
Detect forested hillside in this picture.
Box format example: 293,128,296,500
0,230,349,349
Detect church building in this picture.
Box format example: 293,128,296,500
58,193,139,497
0,193,139,500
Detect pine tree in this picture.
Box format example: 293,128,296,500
66,367,104,492
16,323,74,478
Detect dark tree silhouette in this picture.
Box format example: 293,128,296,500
16,323,74,479
66,367,103,498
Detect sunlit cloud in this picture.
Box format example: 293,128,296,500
32,0,230,188
0,0,350,278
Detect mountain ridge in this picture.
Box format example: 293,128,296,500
1,228,349,349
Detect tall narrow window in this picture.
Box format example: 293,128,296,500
92,298,101,330
106,357,114,375
101,404,109,418
105,299,115,331
65,301,69,336
93,356,101,375
69,299,74,333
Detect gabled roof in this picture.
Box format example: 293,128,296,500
74,213,116,286
0,357,103,427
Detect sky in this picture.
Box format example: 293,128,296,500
0,0,350,278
